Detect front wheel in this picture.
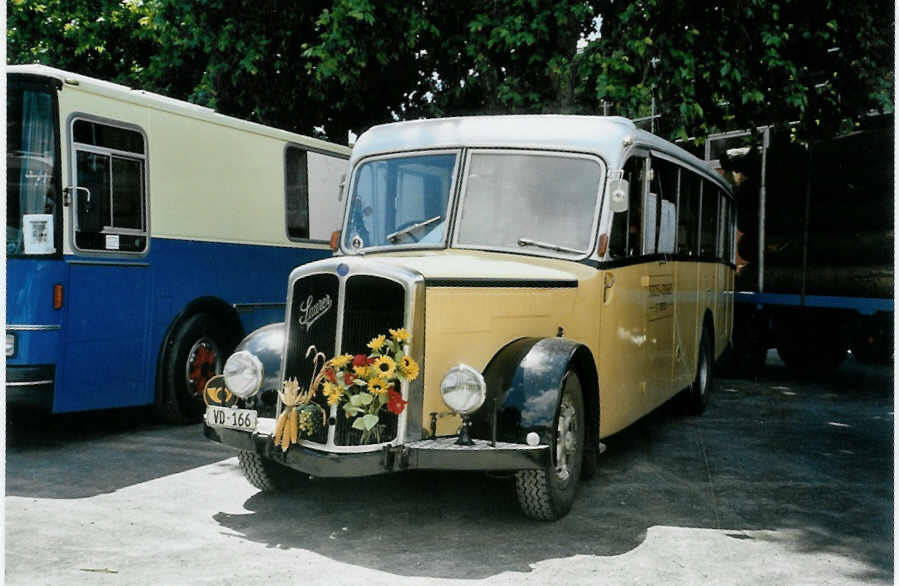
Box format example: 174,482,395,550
515,371,585,520
237,451,304,492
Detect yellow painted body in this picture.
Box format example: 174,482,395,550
375,249,733,438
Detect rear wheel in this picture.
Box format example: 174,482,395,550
850,314,893,365
157,313,232,424
515,371,584,520
237,451,304,492
683,328,713,415
774,311,848,373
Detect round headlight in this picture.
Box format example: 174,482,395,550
223,351,264,399
440,364,486,415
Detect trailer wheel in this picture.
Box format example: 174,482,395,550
238,451,304,492
850,315,893,365
515,371,584,520
774,311,848,373
158,313,231,424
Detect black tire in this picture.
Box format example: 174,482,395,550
850,315,893,365
716,307,768,378
683,328,713,415
771,309,849,373
237,450,303,492
580,447,598,481
157,313,231,424
515,371,585,520
776,341,848,372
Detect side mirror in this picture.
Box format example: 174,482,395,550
607,172,629,213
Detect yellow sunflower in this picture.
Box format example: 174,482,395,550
367,334,387,352
399,355,420,381
353,365,370,378
329,354,353,368
321,382,343,405
389,328,411,344
368,377,389,395
371,355,397,379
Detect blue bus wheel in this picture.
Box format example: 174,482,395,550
160,313,231,424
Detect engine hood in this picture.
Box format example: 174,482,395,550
334,249,592,285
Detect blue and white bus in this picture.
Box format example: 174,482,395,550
6,65,351,422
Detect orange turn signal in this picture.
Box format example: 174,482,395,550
329,230,341,251
53,284,64,310
597,233,609,258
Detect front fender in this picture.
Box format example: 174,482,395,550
233,322,285,394
471,337,598,448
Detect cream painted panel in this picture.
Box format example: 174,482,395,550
596,264,651,437
699,262,717,347
308,152,348,241
57,87,152,255
58,83,337,249
147,108,287,244
422,286,581,436
672,262,701,390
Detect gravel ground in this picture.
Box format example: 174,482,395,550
5,352,893,585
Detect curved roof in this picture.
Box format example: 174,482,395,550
352,115,730,192
8,64,351,155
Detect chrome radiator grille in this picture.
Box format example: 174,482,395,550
283,270,407,447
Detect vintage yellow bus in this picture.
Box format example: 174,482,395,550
203,115,736,520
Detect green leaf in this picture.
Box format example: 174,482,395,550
350,392,373,406
352,417,368,430
362,413,379,430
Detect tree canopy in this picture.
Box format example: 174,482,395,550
8,0,893,145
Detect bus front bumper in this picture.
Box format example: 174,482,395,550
204,418,550,478
6,365,55,411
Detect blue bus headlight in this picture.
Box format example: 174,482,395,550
440,364,486,415
223,351,264,399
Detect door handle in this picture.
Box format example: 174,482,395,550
63,185,91,206
603,272,615,302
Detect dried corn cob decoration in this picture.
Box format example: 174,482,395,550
272,346,328,452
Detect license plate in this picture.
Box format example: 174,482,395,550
205,405,257,431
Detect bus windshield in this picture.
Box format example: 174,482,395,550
456,152,603,256
7,84,59,256
343,153,457,251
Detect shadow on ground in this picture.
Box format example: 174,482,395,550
213,355,893,581
6,408,233,499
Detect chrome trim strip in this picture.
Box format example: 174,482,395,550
233,302,286,313
7,379,54,387
67,260,149,267
6,325,62,331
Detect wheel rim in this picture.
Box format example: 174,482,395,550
185,337,221,398
698,347,709,397
555,392,579,482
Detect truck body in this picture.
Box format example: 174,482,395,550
711,118,893,372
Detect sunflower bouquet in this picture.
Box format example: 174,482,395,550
319,328,419,444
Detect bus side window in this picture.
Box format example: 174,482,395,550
609,156,645,258
650,157,679,254
285,146,310,240
716,191,727,260
724,197,736,263
677,170,700,256
72,119,147,253
699,178,719,257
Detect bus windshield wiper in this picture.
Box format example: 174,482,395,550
387,215,442,243
518,237,585,255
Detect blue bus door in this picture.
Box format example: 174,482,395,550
58,261,151,412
